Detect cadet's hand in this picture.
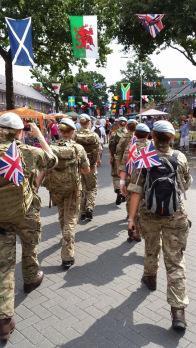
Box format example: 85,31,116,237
128,218,135,231
97,160,101,167
30,123,42,138
120,179,127,196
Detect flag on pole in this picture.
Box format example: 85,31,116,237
134,142,161,169
82,96,88,103
121,83,131,100
78,83,89,92
69,16,99,58
52,83,61,95
0,140,24,186
136,14,165,38
5,17,34,66
68,96,75,107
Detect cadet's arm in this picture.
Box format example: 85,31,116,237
128,192,141,229
30,123,53,155
81,166,90,175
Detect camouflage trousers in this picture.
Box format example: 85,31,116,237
81,172,97,213
0,198,41,319
111,159,120,191
51,191,81,261
139,211,189,308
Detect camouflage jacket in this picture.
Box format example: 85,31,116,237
109,126,127,157
115,131,134,163
75,128,100,166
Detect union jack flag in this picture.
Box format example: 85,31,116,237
0,141,24,186
136,14,165,38
133,141,161,169
126,136,137,174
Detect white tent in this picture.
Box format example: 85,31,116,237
137,109,168,117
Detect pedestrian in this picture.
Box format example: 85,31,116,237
49,119,59,141
75,114,100,221
127,120,192,330
119,123,150,242
0,113,57,340
109,116,127,205
43,118,90,269
105,118,111,143
179,119,189,152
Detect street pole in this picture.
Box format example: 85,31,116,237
140,68,143,114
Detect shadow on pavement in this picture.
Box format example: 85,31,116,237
57,286,184,348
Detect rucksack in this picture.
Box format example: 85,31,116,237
143,151,180,216
76,131,99,166
0,143,33,222
94,126,102,139
109,132,121,156
43,142,80,194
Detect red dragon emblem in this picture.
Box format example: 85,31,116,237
75,25,95,50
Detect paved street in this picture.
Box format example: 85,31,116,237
2,147,196,348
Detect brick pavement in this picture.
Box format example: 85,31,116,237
1,147,196,348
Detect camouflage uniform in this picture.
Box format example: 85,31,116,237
128,146,192,308
49,140,89,261
0,141,57,319
76,128,100,215
109,127,127,192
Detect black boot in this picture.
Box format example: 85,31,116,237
171,307,187,331
86,209,93,220
115,190,122,205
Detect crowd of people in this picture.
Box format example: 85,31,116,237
0,110,192,341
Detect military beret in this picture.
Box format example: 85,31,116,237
153,120,175,135
60,118,76,130
127,119,138,125
80,113,91,122
0,112,24,130
118,116,127,122
136,123,150,133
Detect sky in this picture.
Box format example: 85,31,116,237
0,42,195,87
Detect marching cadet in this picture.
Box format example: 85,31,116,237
127,120,192,330
75,114,100,221
0,113,57,340
43,118,90,269
109,116,127,205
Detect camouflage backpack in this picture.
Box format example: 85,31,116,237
43,142,80,194
0,143,33,223
75,131,99,166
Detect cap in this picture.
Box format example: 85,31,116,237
0,112,24,130
153,120,175,135
66,111,78,118
118,116,127,122
80,113,91,122
136,123,150,133
127,119,138,125
60,118,76,130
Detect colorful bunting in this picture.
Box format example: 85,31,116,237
68,96,75,107
69,16,99,58
52,83,61,95
78,83,89,92
82,96,88,103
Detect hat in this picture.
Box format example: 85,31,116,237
136,123,150,133
118,116,127,122
153,120,175,135
127,119,138,125
80,113,91,122
0,112,24,130
60,118,76,130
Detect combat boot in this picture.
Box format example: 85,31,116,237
115,190,122,205
141,275,157,291
0,317,15,341
86,209,93,220
80,213,86,221
24,270,44,293
171,307,187,331
62,258,75,270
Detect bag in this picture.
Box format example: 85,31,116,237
94,127,102,138
43,143,80,194
76,132,99,166
109,132,121,155
144,151,180,216
0,144,33,222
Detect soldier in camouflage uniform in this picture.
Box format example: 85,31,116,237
75,114,100,221
119,123,150,242
127,120,192,330
43,118,90,269
0,113,57,340
109,116,127,205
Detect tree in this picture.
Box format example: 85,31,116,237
0,0,111,109
109,57,166,113
101,0,196,66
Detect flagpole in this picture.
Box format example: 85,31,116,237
140,66,143,119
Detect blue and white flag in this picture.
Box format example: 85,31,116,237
5,17,34,66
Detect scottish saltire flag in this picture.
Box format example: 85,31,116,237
69,16,99,58
68,96,76,107
126,136,138,174
121,83,131,100
0,141,24,186
5,17,34,66
134,141,161,169
136,14,165,38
